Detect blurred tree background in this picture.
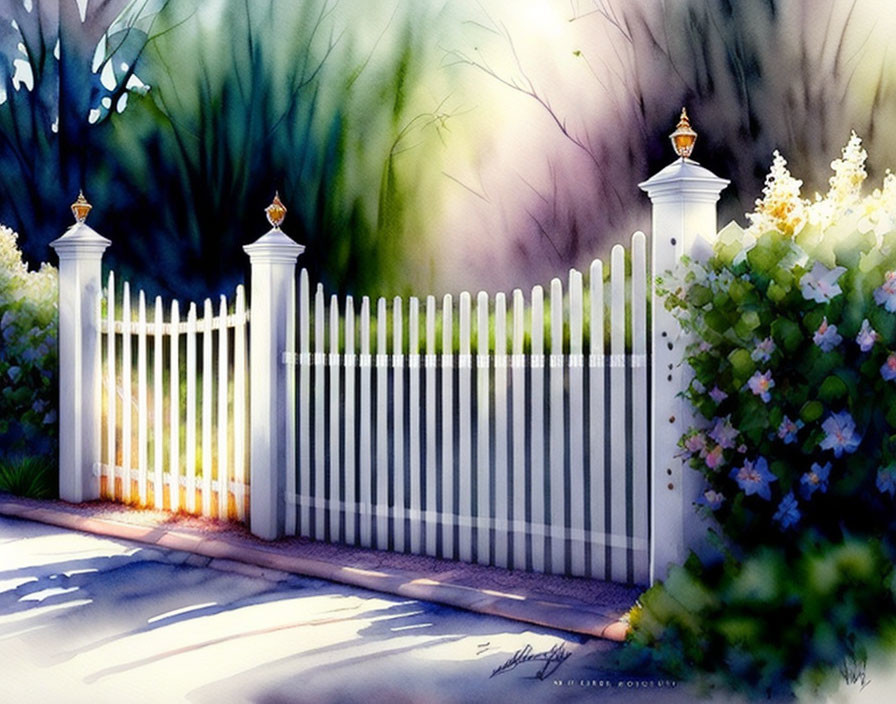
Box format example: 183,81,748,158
2,0,896,298
0,0,453,301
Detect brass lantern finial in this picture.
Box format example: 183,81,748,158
71,190,92,224
265,191,286,229
670,108,697,158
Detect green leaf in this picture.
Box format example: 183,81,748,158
767,282,787,303
733,310,761,340
686,284,712,307
728,348,756,384
771,318,802,353
800,401,824,423
818,375,848,403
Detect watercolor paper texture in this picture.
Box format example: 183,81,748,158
4,0,896,701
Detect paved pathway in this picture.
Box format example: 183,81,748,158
0,514,703,703
2,500,889,703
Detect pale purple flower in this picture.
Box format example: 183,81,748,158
704,444,724,470
819,411,861,457
856,318,878,352
800,462,831,499
708,416,738,450
773,492,800,529
874,271,896,312
729,457,776,500
737,444,748,454
800,261,847,303
777,416,804,445
683,432,706,456
813,317,842,352
747,370,775,402
882,354,896,382
877,465,896,497
751,337,776,363
708,386,728,404
697,489,725,511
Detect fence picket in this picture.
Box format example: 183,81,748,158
153,296,164,509
359,296,372,547
138,291,148,505
344,296,357,543
169,299,180,513
233,286,246,522
589,260,606,579
376,297,389,550
393,297,405,552
494,292,509,568
424,295,438,557
511,289,526,569
201,298,213,517
569,269,585,576
217,295,229,519
185,302,197,513
105,272,116,499
530,284,545,572
330,295,341,541
440,295,454,560
285,278,296,534
408,297,422,553
631,232,650,583
314,284,325,539
476,291,491,565
122,282,132,503
458,291,472,562
298,269,311,535
610,245,627,582
549,278,565,574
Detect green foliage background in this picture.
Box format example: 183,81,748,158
0,0,451,302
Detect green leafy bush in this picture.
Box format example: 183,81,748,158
628,135,896,696
0,225,57,460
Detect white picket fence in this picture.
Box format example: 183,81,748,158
97,273,250,521
53,144,729,586
284,233,649,582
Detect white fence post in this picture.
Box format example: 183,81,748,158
50,192,111,503
639,110,728,583
244,194,304,540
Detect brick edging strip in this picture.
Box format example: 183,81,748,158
0,499,632,642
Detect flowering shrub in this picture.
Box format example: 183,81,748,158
0,225,58,462
627,135,896,696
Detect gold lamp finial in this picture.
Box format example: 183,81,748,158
670,108,697,158
265,191,287,229
71,190,92,224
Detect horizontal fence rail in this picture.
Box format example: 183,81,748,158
284,232,650,582
98,272,250,522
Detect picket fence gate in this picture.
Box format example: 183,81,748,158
96,275,250,522
52,142,729,585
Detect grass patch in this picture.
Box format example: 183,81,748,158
0,456,58,499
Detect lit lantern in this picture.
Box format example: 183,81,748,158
71,190,92,223
265,191,287,229
669,108,697,158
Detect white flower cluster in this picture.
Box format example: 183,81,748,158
744,132,896,247
745,151,806,238
0,225,57,312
